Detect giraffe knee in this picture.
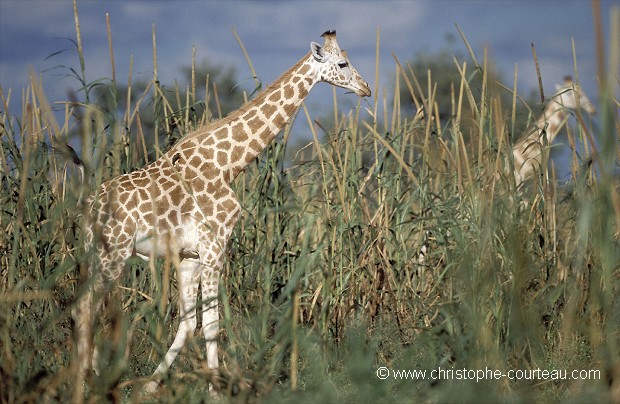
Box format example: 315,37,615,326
179,314,198,333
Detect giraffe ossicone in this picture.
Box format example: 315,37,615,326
73,30,370,393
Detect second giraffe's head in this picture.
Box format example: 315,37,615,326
553,76,596,115
311,30,371,97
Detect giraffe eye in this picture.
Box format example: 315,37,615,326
337,62,348,69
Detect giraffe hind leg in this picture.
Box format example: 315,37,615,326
73,282,93,377
74,240,129,380
144,257,201,393
73,271,107,378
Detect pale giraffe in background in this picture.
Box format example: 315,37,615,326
73,30,371,392
415,78,596,282
512,76,596,185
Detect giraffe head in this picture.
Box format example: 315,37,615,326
552,76,596,115
310,30,371,97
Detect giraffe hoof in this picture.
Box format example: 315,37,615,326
209,387,220,399
142,380,160,394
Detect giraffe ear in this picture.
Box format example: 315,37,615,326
311,42,325,62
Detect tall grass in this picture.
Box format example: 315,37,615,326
1,4,619,403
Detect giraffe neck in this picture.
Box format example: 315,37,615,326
535,101,568,145
514,101,568,164
174,52,318,184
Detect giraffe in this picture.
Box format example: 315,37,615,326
414,78,595,289
73,30,371,392
511,76,596,185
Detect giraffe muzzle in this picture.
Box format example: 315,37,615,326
357,81,372,97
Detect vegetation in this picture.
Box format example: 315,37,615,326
1,6,619,403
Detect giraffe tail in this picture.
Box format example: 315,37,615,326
49,142,87,204
64,143,86,193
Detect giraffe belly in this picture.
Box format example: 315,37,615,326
133,224,201,260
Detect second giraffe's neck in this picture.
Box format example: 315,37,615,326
535,100,568,144
182,52,318,183
514,99,568,161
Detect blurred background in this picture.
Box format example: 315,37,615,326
1,0,616,178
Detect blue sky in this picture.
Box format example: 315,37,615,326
2,1,615,102
0,0,616,178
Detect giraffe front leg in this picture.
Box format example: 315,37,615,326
144,257,201,393
202,268,220,374
197,237,229,393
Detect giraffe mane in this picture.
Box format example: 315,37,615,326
185,51,312,140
